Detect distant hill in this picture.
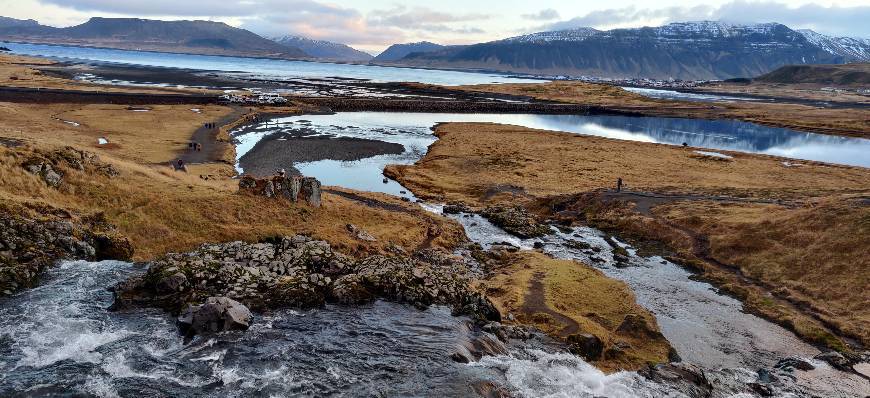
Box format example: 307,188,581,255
0,17,308,59
0,16,40,29
395,21,862,80
273,35,371,62
373,42,444,62
756,63,870,86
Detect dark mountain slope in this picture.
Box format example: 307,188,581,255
399,22,845,80
273,36,371,61
0,17,307,59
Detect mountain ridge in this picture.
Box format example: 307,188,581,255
396,21,868,80
0,17,308,59
273,35,372,62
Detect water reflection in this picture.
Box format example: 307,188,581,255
233,112,869,194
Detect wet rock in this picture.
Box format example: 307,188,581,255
567,333,603,360
178,296,252,337
814,351,851,371
330,274,375,304
443,202,472,214
639,363,713,398
774,357,815,372
112,235,499,324
479,206,551,239
472,381,513,398
156,273,188,294
0,207,128,297
92,233,134,261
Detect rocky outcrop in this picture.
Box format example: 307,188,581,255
21,146,119,188
0,206,133,296
111,235,499,324
480,206,551,238
238,175,321,207
178,296,252,337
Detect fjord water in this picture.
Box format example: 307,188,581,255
233,112,870,195
3,42,538,86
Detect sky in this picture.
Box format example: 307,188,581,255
1,0,868,54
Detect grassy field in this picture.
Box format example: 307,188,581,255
0,99,465,260
387,122,870,351
454,81,870,139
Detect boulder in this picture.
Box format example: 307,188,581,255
567,333,604,361
480,206,550,238
178,296,252,337
774,357,815,372
92,233,134,261
616,314,663,339
639,363,713,398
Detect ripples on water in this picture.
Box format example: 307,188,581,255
0,260,677,397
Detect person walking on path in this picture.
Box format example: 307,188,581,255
616,177,623,192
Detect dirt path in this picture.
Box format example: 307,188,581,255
179,105,248,165
600,190,793,216
521,272,580,338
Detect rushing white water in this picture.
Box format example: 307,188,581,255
440,208,870,397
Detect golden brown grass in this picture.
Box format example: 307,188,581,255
386,122,870,205
0,101,465,260
455,81,870,139
0,102,234,164
655,197,870,345
387,122,870,350
479,251,672,371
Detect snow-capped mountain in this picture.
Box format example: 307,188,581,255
502,27,600,44
798,29,870,62
273,35,372,62
396,21,849,80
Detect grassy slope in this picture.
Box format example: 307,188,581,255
386,122,870,350
479,251,672,371
0,100,464,260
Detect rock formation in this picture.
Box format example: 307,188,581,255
238,175,321,207
111,235,500,324
178,296,252,337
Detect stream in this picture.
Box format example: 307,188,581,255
2,111,869,396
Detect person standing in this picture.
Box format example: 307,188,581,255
617,178,623,192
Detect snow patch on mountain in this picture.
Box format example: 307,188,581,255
797,29,870,61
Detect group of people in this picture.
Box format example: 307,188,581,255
204,122,217,129
188,142,202,152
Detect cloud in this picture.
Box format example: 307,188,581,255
367,5,490,34
542,1,870,38
522,9,560,21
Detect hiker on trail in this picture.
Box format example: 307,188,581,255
174,159,188,172
617,178,623,192
196,143,202,152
